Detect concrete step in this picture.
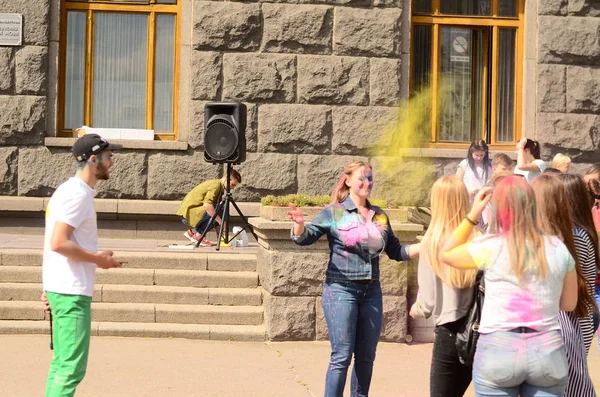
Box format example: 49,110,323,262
0,320,266,341
0,249,257,272
0,301,264,325
0,283,263,306
0,267,259,288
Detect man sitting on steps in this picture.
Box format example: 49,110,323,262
176,169,242,246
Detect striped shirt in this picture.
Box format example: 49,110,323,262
559,227,597,397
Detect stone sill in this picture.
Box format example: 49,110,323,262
45,137,189,151
399,148,517,160
260,205,409,222
0,196,260,218
248,217,423,233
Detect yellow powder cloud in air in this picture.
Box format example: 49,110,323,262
368,85,438,206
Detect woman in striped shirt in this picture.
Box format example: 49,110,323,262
533,174,598,397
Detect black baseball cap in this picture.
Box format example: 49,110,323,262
72,134,123,162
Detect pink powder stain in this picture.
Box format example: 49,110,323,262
507,291,543,324
340,226,363,246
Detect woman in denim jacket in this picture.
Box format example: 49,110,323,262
288,160,420,397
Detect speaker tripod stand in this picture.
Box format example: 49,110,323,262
194,163,257,251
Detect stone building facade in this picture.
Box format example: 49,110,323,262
0,0,599,203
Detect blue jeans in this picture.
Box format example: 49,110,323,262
321,281,383,397
473,330,568,397
180,203,224,235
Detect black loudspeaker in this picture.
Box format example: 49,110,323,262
203,102,247,164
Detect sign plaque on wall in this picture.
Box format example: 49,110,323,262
0,14,22,46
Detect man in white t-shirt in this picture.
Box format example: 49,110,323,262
41,133,123,397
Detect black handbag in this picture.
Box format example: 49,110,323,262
455,270,485,366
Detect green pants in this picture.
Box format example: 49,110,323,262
45,292,92,397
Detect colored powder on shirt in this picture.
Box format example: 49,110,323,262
507,290,543,324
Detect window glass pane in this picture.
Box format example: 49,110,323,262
157,0,177,3
93,13,148,129
412,25,432,93
64,11,86,130
499,0,517,17
413,0,432,13
441,0,490,15
154,14,175,132
67,0,149,2
438,27,485,142
496,28,516,142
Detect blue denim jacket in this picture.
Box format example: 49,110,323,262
291,197,410,282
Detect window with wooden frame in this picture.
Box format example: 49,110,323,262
59,0,180,140
411,0,524,148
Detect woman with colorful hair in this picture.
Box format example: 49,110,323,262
440,175,577,396
288,160,419,397
532,174,597,396
409,175,478,397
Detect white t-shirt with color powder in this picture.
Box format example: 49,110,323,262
458,159,492,192
514,159,546,183
43,177,98,297
467,234,575,334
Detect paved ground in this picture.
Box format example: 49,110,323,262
3,335,600,397
2,232,599,396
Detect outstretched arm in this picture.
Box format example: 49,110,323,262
440,188,492,270
385,219,420,262
289,205,330,246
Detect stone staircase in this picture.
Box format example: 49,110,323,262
0,248,266,341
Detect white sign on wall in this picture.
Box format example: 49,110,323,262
0,14,22,46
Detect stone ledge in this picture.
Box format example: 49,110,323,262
0,196,261,218
398,148,517,160
249,217,423,232
44,137,189,151
0,197,45,211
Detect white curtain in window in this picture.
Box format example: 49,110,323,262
93,13,148,129
154,14,175,132
65,11,86,130
439,27,484,142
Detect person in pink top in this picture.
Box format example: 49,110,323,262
440,176,578,396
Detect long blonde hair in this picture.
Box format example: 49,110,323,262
491,175,549,282
423,175,478,288
331,160,371,204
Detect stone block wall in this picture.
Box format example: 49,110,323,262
250,217,422,342
0,0,598,203
0,0,428,203
189,0,411,202
536,2,600,169
0,0,49,196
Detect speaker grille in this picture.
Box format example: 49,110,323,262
204,118,239,161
